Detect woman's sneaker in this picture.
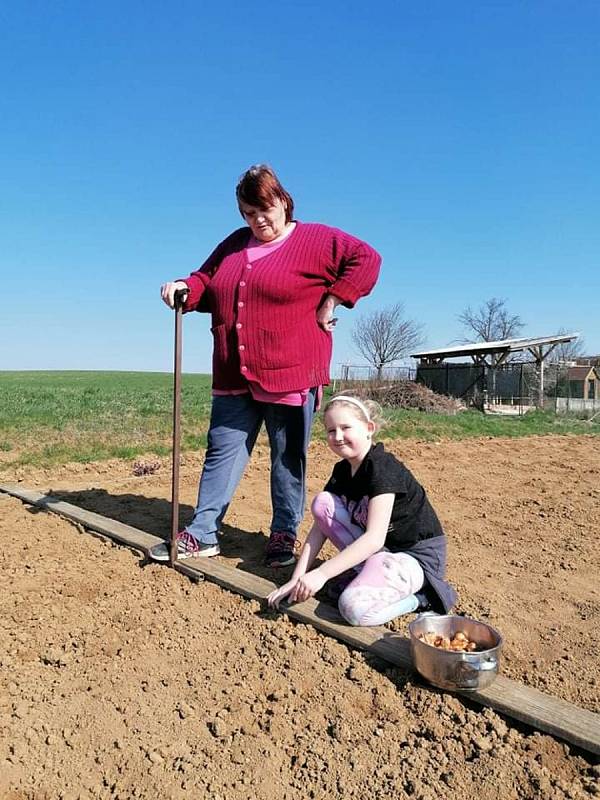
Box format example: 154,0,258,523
265,531,296,568
149,530,220,562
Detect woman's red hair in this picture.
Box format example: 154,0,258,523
236,164,295,222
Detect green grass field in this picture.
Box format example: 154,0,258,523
0,371,212,466
0,371,597,468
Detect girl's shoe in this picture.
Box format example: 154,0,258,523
414,589,433,612
149,530,220,562
324,570,356,603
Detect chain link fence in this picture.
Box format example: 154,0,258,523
337,365,416,382
333,365,416,398
335,362,600,416
416,362,572,413
419,361,600,414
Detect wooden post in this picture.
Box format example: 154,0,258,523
528,346,545,410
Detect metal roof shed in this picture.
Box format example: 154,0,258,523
411,333,580,407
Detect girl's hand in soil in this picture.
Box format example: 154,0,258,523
268,524,328,609
289,569,327,603
267,579,299,609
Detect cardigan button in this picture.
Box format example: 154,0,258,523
236,323,242,329
239,345,245,351
239,280,246,287
238,301,244,308
241,366,248,372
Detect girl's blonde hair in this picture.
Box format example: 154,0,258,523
323,394,384,433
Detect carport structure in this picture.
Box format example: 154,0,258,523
412,332,580,408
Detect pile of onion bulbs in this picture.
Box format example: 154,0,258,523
418,630,480,652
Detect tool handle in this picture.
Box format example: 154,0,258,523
170,288,186,565
174,287,189,310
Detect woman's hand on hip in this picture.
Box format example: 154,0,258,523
317,293,340,332
161,281,189,309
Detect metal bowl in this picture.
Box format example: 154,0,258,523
408,614,503,692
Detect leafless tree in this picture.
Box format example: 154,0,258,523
546,328,585,364
351,303,424,379
458,297,524,343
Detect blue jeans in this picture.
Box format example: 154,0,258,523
186,391,316,545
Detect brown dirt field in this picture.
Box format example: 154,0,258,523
1,434,599,799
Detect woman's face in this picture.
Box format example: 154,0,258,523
239,198,288,242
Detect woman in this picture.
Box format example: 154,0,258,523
150,164,381,567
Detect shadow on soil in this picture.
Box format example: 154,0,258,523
45,487,298,583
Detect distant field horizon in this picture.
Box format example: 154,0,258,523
0,369,211,376
0,370,597,469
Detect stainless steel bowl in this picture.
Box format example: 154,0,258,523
408,614,503,692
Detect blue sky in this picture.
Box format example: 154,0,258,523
1,1,598,374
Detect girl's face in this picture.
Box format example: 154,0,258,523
324,405,375,466
239,198,288,242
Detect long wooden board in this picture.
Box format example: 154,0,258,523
0,485,158,553
2,482,599,756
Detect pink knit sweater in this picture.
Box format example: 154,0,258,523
181,222,381,392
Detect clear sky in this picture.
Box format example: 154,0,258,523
1,0,598,374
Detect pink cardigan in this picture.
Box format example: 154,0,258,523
181,221,381,392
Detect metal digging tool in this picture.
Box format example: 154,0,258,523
169,287,189,565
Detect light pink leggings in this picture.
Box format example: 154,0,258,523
311,492,425,626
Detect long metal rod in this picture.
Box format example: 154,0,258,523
170,290,187,565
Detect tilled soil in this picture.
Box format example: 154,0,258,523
1,434,599,799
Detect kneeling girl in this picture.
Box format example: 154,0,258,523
267,395,457,625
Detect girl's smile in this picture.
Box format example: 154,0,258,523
324,406,375,469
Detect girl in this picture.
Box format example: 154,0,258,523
267,395,457,625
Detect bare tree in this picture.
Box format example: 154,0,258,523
458,297,524,343
351,303,424,379
546,328,585,364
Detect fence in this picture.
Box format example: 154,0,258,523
333,365,416,395
337,365,416,382
336,362,593,415
415,362,574,412
556,397,600,413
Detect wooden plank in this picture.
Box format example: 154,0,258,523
1,482,599,756
464,676,600,755
0,484,158,553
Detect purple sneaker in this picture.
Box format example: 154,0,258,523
265,531,296,568
149,530,220,562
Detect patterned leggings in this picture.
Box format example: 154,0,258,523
311,492,425,626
